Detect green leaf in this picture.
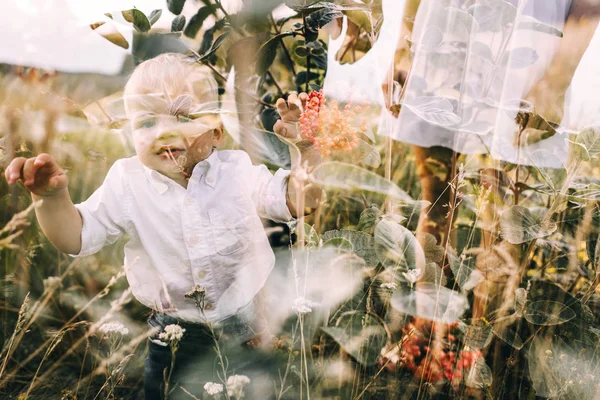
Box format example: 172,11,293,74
503,47,539,69
171,15,186,32
448,251,482,291
345,10,372,32
570,178,600,201
167,0,186,15
306,8,342,29
122,9,151,33
500,205,557,244
515,287,528,317
468,1,516,32
357,205,381,233
465,357,493,389
256,36,280,76
255,32,295,77
148,9,162,26
357,139,381,168
402,96,461,127
198,19,226,54
311,46,325,56
491,320,523,349
309,162,415,201
184,5,214,38
390,283,469,323
321,229,378,266
293,70,320,85
517,16,563,38
322,237,353,252
301,223,320,247
95,30,129,49
520,127,556,146
286,0,369,14
572,125,600,161
431,6,478,41
416,26,444,52
321,315,387,366
527,150,566,192
419,233,444,264
295,45,309,58
421,262,447,287
374,216,425,274
197,32,230,62
524,300,576,326
242,128,291,169
471,41,494,62
460,321,493,350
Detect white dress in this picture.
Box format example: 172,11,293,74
563,19,600,131
385,0,572,168
322,0,571,168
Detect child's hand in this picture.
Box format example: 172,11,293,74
273,92,309,142
4,153,68,197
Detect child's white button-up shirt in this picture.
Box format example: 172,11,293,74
70,149,293,323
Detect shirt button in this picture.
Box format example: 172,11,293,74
204,302,214,311
206,177,214,184
197,270,207,279
184,197,192,205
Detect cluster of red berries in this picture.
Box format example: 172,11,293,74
383,320,483,387
299,90,368,156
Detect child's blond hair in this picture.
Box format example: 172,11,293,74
124,53,220,124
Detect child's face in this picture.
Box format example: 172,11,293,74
129,98,222,181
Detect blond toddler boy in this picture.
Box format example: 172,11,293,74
4,53,321,399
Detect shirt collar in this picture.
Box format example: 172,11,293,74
192,147,220,188
142,148,221,194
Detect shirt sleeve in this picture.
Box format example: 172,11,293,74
239,152,295,223
69,160,129,258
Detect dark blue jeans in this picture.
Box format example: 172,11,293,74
143,309,263,400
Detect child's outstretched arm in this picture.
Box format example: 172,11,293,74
273,92,322,217
5,153,83,254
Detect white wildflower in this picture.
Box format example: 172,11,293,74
292,297,318,314
185,284,207,309
185,284,206,298
158,324,186,342
99,322,129,336
204,382,224,396
42,276,62,292
380,282,398,290
227,374,251,398
402,269,422,284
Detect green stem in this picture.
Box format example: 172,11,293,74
270,14,297,77
518,159,582,280
303,13,310,93
441,150,458,262
267,71,284,96
513,119,527,205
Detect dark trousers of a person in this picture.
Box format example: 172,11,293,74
144,312,217,400
143,311,275,400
